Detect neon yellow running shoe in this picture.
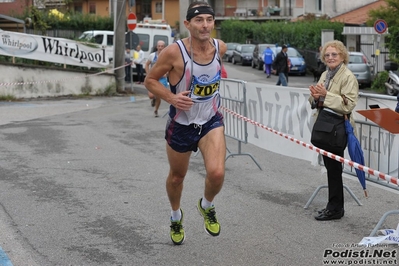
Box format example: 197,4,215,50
197,198,220,236
170,209,185,245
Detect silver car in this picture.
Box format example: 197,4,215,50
347,52,372,87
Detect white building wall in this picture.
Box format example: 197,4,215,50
302,0,376,18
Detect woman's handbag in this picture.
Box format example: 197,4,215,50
311,109,347,153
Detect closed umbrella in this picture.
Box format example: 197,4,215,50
345,114,367,197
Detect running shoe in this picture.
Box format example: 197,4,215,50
197,198,220,236
170,209,185,245
154,110,159,117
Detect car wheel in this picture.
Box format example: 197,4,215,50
258,62,263,70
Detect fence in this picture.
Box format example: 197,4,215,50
25,29,83,40
219,78,262,170
220,79,398,237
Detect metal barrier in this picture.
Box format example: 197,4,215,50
220,81,398,236
219,78,262,170
345,92,398,191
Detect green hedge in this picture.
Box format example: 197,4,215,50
19,8,114,33
220,19,345,51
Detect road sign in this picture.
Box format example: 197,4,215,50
125,32,139,49
374,19,388,34
127,13,137,31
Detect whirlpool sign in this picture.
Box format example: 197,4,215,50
0,31,109,68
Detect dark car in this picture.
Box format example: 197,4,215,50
270,46,307,75
223,42,240,62
252,43,275,70
232,44,255,66
347,52,372,87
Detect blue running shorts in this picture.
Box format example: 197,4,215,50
165,112,224,153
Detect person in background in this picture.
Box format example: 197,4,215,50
263,46,274,78
396,94,399,113
145,40,168,117
134,45,145,84
272,44,289,86
316,46,323,69
144,1,227,245
124,48,132,83
309,40,359,221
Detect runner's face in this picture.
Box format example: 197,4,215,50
188,14,214,41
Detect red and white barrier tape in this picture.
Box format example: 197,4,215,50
0,64,128,87
221,106,399,185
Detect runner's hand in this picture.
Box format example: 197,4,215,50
172,91,193,111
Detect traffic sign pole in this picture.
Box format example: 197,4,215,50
373,19,388,75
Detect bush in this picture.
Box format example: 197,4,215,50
371,71,389,94
220,19,344,51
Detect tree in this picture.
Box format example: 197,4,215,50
367,0,399,61
367,0,399,27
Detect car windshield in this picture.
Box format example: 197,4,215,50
287,48,302,57
349,55,365,64
227,43,238,50
259,45,271,52
242,46,255,53
273,47,302,57
79,33,93,41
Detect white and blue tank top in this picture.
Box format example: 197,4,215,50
169,39,222,125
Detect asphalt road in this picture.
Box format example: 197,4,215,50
0,73,397,265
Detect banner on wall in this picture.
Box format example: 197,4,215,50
0,30,109,68
220,80,398,177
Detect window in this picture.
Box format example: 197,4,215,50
93,35,104,45
154,35,169,47
136,33,150,52
155,2,162,13
89,2,96,14
106,35,113,46
317,0,322,12
142,0,151,17
74,4,82,13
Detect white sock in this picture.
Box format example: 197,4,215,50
201,197,213,210
171,209,181,221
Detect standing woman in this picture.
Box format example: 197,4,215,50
309,40,359,221
134,45,145,84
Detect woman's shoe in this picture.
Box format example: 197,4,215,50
315,209,342,221
317,208,345,217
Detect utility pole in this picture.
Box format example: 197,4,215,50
114,0,127,93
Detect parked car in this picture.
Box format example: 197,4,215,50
252,43,275,70
270,46,307,75
347,52,372,87
232,44,255,66
223,42,240,62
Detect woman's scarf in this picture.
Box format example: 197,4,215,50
316,63,343,108
324,63,342,90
